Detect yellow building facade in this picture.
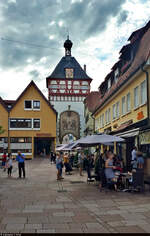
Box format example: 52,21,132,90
93,21,150,173
94,70,148,135
0,81,57,159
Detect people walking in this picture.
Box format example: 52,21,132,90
95,153,106,191
7,153,13,177
56,153,64,180
78,152,84,176
16,151,25,179
2,151,7,171
85,155,92,179
64,153,72,175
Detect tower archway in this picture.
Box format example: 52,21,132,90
59,109,80,143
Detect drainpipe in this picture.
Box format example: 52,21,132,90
141,65,149,124
8,110,10,154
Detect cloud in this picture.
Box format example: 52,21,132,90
0,0,150,100
117,10,128,25
0,0,126,72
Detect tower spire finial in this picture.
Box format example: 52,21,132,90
64,33,73,56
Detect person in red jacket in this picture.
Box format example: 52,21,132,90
2,151,7,171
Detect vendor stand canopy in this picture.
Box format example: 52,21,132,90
71,134,124,148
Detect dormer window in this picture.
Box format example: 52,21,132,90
65,68,74,78
108,79,111,90
114,68,119,83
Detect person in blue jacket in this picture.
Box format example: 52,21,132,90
16,151,25,178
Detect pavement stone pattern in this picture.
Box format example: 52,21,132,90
0,158,150,233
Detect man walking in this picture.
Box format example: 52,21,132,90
16,151,25,179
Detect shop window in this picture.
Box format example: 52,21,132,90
11,149,32,154
24,100,32,109
10,137,32,143
33,101,40,109
33,119,40,129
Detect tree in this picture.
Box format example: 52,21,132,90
0,126,5,135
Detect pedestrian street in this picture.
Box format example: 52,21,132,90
0,158,150,233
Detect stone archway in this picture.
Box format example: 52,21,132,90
59,109,80,143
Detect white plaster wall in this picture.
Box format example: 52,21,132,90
51,100,85,139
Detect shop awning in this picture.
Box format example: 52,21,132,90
116,128,139,138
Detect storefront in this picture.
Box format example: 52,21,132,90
139,129,150,176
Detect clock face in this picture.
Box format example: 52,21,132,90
66,68,74,78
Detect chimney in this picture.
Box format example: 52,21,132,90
84,64,86,72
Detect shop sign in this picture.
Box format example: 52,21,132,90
139,132,150,144
137,111,144,120
36,133,51,137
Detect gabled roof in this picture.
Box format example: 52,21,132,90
84,91,101,113
0,97,8,111
93,23,150,116
10,80,57,115
46,55,92,86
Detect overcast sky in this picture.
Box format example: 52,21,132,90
0,0,150,100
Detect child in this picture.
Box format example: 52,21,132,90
7,153,13,177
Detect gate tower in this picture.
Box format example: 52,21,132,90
46,37,92,143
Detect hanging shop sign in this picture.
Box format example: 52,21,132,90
139,131,150,145
137,111,144,120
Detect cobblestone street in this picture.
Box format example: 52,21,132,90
0,158,150,233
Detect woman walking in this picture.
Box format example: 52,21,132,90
56,153,64,180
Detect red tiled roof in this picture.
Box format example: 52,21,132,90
0,97,8,111
93,25,150,116
84,91,101,113
3,100,16,106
